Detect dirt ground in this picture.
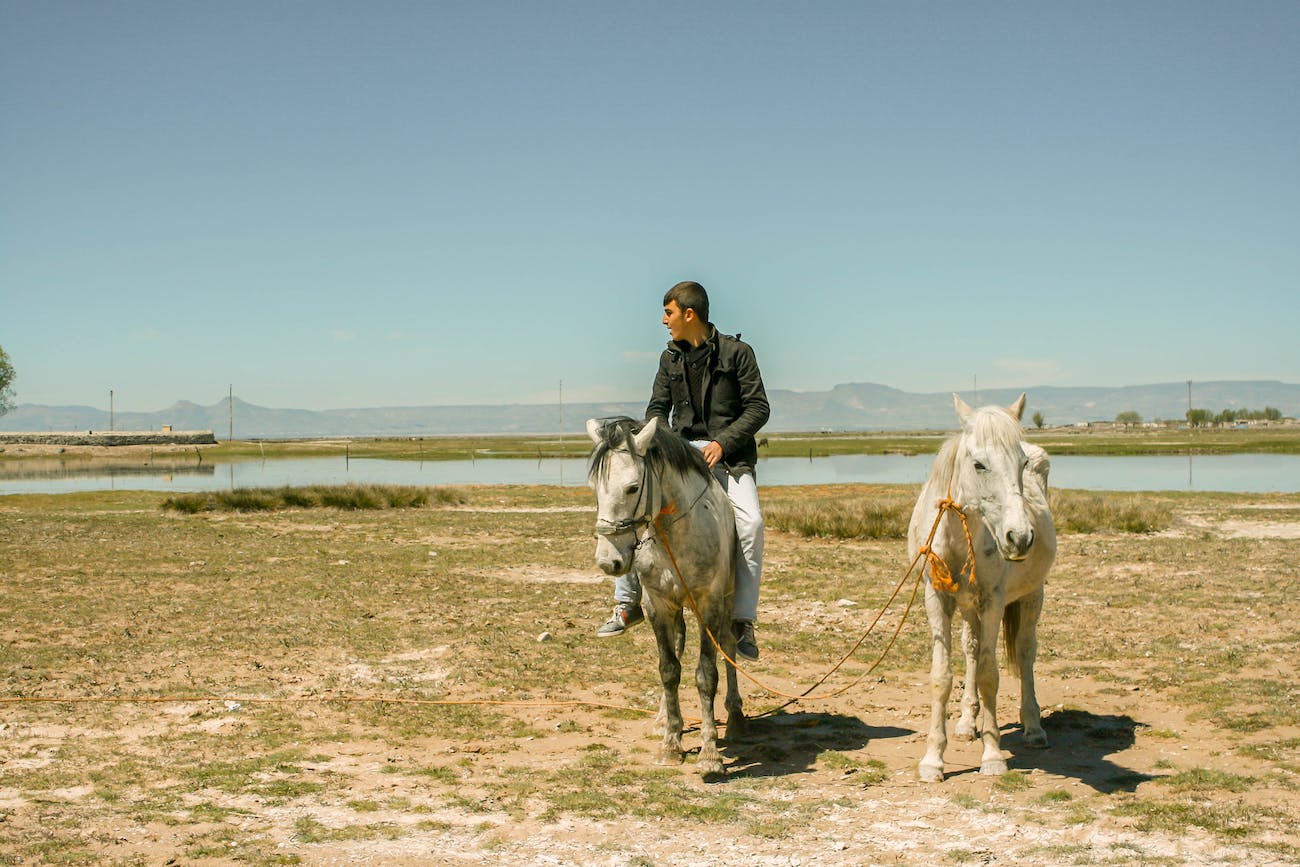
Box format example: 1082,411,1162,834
1,484,1298,866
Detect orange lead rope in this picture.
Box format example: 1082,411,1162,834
918,485,976,593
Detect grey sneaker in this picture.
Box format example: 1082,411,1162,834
734,620,759,661
596,603,644,637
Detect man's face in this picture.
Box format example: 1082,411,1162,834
663,300,691,341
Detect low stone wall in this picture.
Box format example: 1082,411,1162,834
0,431,217,446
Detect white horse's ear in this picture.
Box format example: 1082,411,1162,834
586,418,603,445
953,393,975,426
1008,393,1027,421
631,416,659,455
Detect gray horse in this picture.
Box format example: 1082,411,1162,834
587,416,745,778
908,394,1057,782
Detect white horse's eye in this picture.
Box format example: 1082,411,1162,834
626,484,640,496
973,461,987,472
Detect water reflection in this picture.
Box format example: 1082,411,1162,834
0,459,216,481
2,453,1299,495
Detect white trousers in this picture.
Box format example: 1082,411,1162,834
613,442,764,622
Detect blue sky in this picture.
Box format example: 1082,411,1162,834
2,1,1297,412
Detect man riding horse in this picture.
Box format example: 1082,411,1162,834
595,280,770,662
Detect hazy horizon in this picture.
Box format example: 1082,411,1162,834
8,377,1297,416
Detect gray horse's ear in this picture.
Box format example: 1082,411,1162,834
1008,393,1027,421
586,418,603,445
632,416,659,455
953,393,975,426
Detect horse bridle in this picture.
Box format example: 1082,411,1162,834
593,449,713,549
593,448,659,541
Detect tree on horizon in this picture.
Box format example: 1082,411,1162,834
0,346,16,417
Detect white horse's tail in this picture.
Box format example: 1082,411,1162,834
1003,601,1022,679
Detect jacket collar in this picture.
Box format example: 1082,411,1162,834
667,325,718,358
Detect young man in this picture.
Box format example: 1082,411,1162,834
596,281,770,661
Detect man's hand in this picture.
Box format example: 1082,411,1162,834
701,440,724,468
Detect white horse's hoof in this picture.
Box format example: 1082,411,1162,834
979,758,1008,775
657,748,685,766
918,762,944,783
954,721,978,740
1023,729,1049,749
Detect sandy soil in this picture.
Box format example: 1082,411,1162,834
1,492,1298,865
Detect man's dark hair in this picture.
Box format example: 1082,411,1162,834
663,281,709,324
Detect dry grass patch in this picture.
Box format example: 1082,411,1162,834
1,485,1298,864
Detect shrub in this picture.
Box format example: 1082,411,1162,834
765,495,913,539
161,485,467,513
1051,492,1172,534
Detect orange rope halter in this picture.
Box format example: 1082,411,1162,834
916,486,976,594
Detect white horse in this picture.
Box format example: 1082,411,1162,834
587,416,745,779
908,394,1056,782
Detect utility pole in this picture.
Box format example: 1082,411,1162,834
109,389,114,431
558,380,564,486
229,384,234,442
1187,380,1193,424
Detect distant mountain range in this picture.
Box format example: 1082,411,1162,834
3,380,1297,439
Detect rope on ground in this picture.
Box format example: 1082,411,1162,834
651,489,976,720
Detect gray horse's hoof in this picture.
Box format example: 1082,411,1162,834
657,748,685,766
724,714,747,741
699,758,725,780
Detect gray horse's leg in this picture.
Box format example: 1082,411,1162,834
955,618,979,740
721,612,745,739
695,608,724,779
919,589,954,783
1012,591,1048,748
651,608,685,764
974,595,1008,775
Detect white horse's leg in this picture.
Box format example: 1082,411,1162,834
1013,591,1048,748
651,607,685,764
919,589,953,783
974,596,1007,775
955,618,979,740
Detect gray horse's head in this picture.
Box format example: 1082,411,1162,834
951,393,1036,561
586,415,710,575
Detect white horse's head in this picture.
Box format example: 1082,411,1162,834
587,416,661,575
952,393,1037,561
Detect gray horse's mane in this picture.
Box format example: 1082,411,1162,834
925,405,1025,491
587,417,712,484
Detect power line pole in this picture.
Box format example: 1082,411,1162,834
109,388,114,431
558,379,564,486
229,384,234,442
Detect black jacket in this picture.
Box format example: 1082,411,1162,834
646,327,770,475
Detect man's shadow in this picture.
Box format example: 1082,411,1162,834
718,710,911,779
998,707,1153,793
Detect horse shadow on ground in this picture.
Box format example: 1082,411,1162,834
716,711,911,780
996,707,1153,794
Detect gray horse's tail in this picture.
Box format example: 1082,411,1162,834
1003,601,1022,679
